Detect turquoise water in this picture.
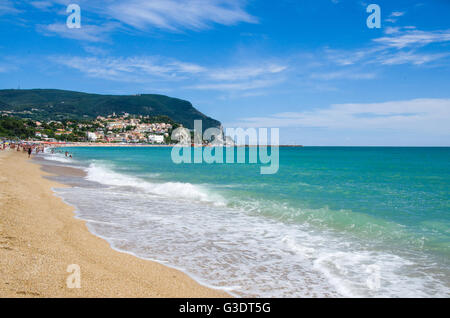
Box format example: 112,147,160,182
46,147,450,297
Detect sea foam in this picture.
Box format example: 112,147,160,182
45,147,450,298
85,163,226,206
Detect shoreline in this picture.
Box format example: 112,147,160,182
14,142,304,148
0,149,230,297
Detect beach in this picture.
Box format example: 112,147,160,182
1,145,448,297
0,149,229,298
46,146,449,297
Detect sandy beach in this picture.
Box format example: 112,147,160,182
0,149,229,298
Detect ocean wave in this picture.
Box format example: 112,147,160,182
46,146,450,297
85,163,227,206
55,183,450,297
42,152,74,163
230,197,433,252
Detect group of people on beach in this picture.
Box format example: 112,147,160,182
1,141,74,159
1,142,46,158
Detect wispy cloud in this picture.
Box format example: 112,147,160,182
324,47,383,66
37,23,118,42
384,27,400,35
376,51,449,65
310,70,376,80
30,0,256,37
53,56,194,81
231,99,450,135
208,65,286,81
186,78,284,91
0,0,20,15
374,29,450,49
82,45,109,56
324,28,450,69
52,55,287,92
105,0,257,31
384,10,405,23
389,11,405,17
51,26,449,92
29,1,54,10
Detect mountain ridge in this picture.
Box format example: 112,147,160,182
0,89,221,130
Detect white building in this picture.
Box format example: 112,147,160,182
148,134,164,143
87,132,97,142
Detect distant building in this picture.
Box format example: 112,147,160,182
148,134,164,143
87,132,97,142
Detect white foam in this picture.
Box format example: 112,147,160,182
54,183,450,297
85,163,226,206
47,159,450,298
43,151,73,163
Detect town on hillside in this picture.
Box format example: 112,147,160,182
0,112,180,144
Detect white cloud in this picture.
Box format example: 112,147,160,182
53,56,194,81
389,11,405,17
324,28,450,68
52,55,287,91
374,29,450,49
38,23,118,42
325,47,383,66
83,46,109,56
208,64,286,81
0,0,20,15
32,0,256,33
377,51,449,65
186,78,283,91
106,0,257,31
384,27,400,35
232,99,450,136
168,61,207,74
29,1,54,10
310,70,376,80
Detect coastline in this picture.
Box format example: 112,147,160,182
37,142,304,148
0,149,229,298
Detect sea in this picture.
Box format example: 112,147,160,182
36,146,450,297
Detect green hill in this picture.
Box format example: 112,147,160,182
0,89,221,129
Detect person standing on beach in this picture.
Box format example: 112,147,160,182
28,147,32,158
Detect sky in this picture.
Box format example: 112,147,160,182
0,0,449,145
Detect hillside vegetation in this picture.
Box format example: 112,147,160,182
0,89,220,129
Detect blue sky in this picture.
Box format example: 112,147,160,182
0,0,449,145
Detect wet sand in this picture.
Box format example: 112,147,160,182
0,150,229,298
